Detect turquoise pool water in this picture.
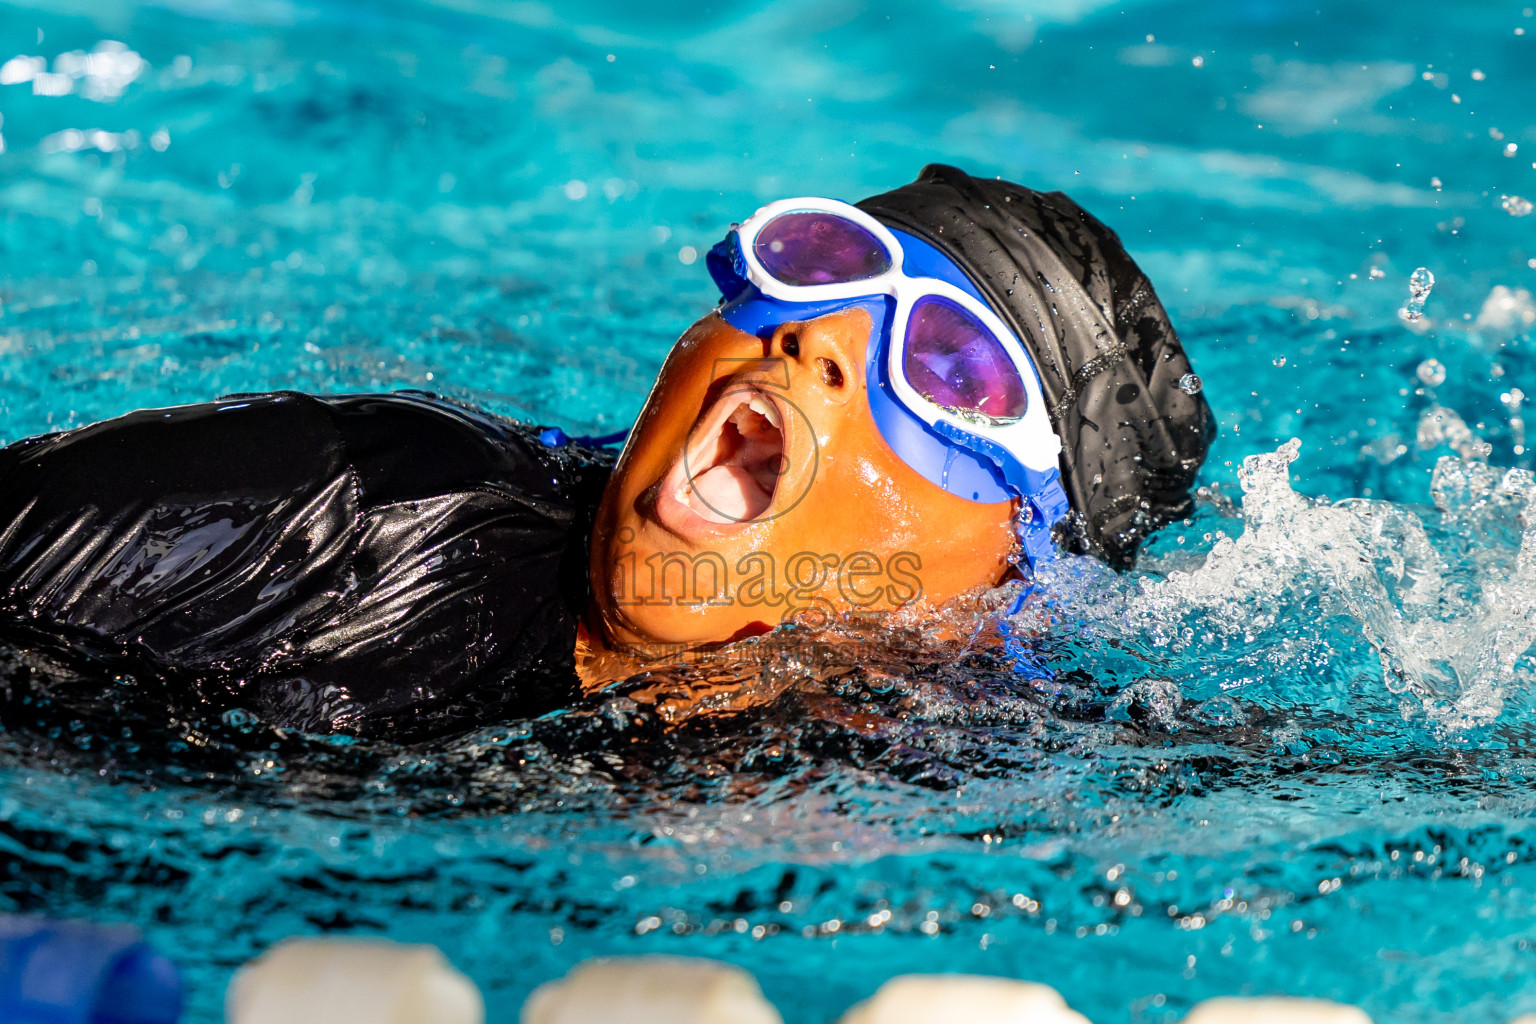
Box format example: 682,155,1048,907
1,0,1535,1020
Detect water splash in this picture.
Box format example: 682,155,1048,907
1023,441,1536,737
1502,194,1533,217
1503,387,1528,458
1417,404,1491,460
1399,267,1435,322
1415,357,1446,387
1475,285,1536,339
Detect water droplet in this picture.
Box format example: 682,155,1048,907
1272,355,1287,367
1416,358,1446,387
1502,194,1533,217
1178,373,1203,395
1400,267,1435,321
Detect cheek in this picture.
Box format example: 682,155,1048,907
834,430,931,527
774,453,916,555
804,432,1013,566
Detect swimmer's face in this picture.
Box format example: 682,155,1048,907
588,308,1018,647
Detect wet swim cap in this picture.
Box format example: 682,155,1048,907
857,164,1215,568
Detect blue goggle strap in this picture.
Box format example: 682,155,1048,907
932,419,1068,691
706,233,750,302
929,420,1070,574
537,426,631,449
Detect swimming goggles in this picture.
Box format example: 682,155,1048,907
706,197,1070,573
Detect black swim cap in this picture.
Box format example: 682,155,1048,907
858,164,1214,568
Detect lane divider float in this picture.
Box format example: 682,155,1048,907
227,937,483,1024
523,956,782,1024
0,915,182,1024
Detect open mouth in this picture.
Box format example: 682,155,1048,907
654,383,786,535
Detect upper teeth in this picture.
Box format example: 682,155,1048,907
748,395,782,429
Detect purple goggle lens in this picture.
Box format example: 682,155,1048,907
753,211,891,286
903,297,1027,424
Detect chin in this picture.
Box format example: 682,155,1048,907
592,538,772,646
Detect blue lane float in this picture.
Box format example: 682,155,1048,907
0,916,182,1024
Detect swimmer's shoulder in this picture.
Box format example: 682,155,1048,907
297,389,616,510
0,387,616,520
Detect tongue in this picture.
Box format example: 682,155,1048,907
681,395,785,524
690,464,771,523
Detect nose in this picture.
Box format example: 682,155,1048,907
769,309,868,406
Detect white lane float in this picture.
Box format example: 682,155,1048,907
839,974,1092,1024
227,937,484,1024
1183,997,1373,1024
522,956,782,1024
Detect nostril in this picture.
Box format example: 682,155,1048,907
780,332,800,357
817,357,844,389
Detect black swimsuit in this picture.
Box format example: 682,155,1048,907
0,391,611,741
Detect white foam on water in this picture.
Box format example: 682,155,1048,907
1022,440,1536,736
1475,284,1536,338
